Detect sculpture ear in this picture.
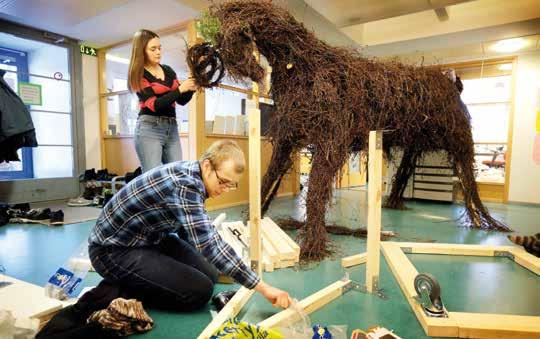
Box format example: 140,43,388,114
443,68,456,83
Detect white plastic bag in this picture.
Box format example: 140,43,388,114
277,299,347,339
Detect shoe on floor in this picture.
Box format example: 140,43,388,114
68,197,94,207
24,208,51,220
49,210,64,225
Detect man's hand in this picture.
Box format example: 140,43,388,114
179,78,198,93
254,281,291,308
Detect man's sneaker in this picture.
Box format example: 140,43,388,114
25,208,51,220
49,210,64,225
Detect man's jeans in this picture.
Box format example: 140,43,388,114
89,234,219,311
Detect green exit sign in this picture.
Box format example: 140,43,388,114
80,44,98,57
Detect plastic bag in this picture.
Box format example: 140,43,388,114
277,299,347,339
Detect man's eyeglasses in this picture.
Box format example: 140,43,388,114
214,168,238,190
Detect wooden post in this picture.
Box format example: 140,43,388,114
97,50,108,168
248,107,262,274
366,130,383,293
187,20,206,160
248,47,262,275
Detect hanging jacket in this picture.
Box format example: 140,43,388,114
0,69,38,163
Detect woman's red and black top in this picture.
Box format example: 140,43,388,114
137,64,194,117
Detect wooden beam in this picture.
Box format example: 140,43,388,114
366,130,383,293
511,248,540,276
247,46,262,275
217,83,271,100
261,218,297,261
382,241,540,338
197,287,255,339
248,107,262,274
258,279,350,330
381,242,459,337
97,50,108,168
451,312,540,339
187,21,206,160
264,217,300,261
394,242,497,256
341,252,367,268
261,229,280,267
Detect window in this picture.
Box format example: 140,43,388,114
457,62,513,184
0,32,74,179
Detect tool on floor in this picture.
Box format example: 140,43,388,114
413,272,448,318
228,227,249,248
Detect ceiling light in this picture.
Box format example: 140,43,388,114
498,63,512,71
106,54,130,65
490,38,527,53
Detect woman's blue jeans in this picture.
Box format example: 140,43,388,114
134,115,182,172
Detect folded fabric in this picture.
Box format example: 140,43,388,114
87,298,153,336
211,318,284,339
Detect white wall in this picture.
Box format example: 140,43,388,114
508,51,540,204
82,54,101,170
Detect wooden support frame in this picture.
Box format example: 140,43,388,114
248,47,262,276
381,241,540,338
366,130,383,292
197,287,255,339
258,279,351,329
341,252,367,268
197,48,263,338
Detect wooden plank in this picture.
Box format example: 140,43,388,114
383,241,540,338
261,218,297,261
381,243,459,337
187,21,206,160
261,231,280,267
511,248,540,276
451,312,540,339
366,130,383,293
248,108,262,275
276,259,296,269
0,274,64,320
258,279,350,330
263,217,300,261
393,242,499,257
262,252,274,272
197,287,255,339
341,252,367,268
97,50,108,168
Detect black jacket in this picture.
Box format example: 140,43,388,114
0,69,38,163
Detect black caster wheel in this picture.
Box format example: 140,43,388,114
414,273,443,308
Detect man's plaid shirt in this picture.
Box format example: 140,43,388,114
88,161,260,289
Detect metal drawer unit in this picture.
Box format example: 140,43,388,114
413,152,455,202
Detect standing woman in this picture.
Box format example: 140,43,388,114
128,29,198,172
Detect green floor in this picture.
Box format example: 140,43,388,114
1,189,539,338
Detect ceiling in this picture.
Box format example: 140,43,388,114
305,0,540,63
0,0,539,62
0,0,198,47
306,0,472,28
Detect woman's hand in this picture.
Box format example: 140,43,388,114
179,78,198,93
254,281,291,308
